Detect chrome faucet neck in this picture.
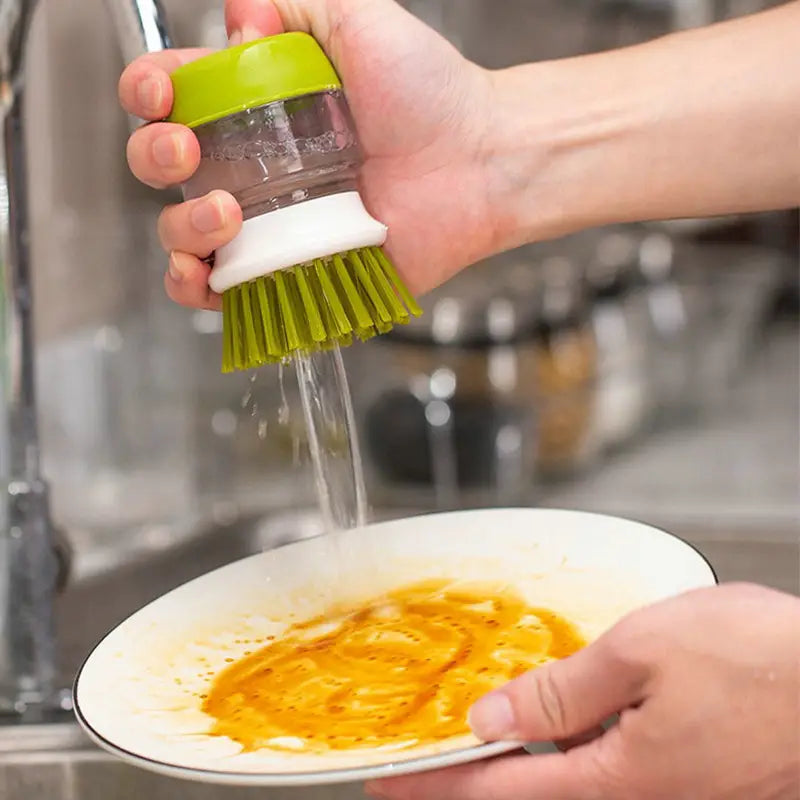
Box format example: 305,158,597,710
0,0,38,103
0,0,174,715
103,0,174,64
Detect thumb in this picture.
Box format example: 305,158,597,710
469,627,651,743
226,0,286,45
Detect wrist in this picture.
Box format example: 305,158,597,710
482,53,647,251
481,5,800,253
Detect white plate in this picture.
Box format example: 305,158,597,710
73,508,717,787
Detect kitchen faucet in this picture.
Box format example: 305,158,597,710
0,0,174,715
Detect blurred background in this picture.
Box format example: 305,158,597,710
29,0,797,543
1,0,796,795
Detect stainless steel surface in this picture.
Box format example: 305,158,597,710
0,0,55,715
0,704,366,799
0,0,34,98
57,510,324,693
0,723,364,800
0,0,173,714
103,0,173,65
540,324,799,526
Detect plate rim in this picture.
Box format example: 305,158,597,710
73,701,525,786
72,507,718,786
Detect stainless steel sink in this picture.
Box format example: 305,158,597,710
2,508,797,799
55,510,328,691
0,723,364,800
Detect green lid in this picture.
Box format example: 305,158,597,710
169,33,342,129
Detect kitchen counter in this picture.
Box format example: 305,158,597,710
543,324,799,527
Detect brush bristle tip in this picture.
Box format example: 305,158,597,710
220,246,421,373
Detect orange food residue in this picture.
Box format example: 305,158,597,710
203,579,584,753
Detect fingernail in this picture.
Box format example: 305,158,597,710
468,691,515,740
168,253,184,283
228,29,243,46
152,133,184,168
363,781,390,799
191,195,226,233
137,76,164,116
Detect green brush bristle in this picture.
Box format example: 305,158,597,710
220,246,422,374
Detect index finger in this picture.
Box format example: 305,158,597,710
119,48,212,120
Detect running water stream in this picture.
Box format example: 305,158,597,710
293,346,368,533
240,346,369,592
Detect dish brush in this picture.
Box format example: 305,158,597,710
168,33,422,373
